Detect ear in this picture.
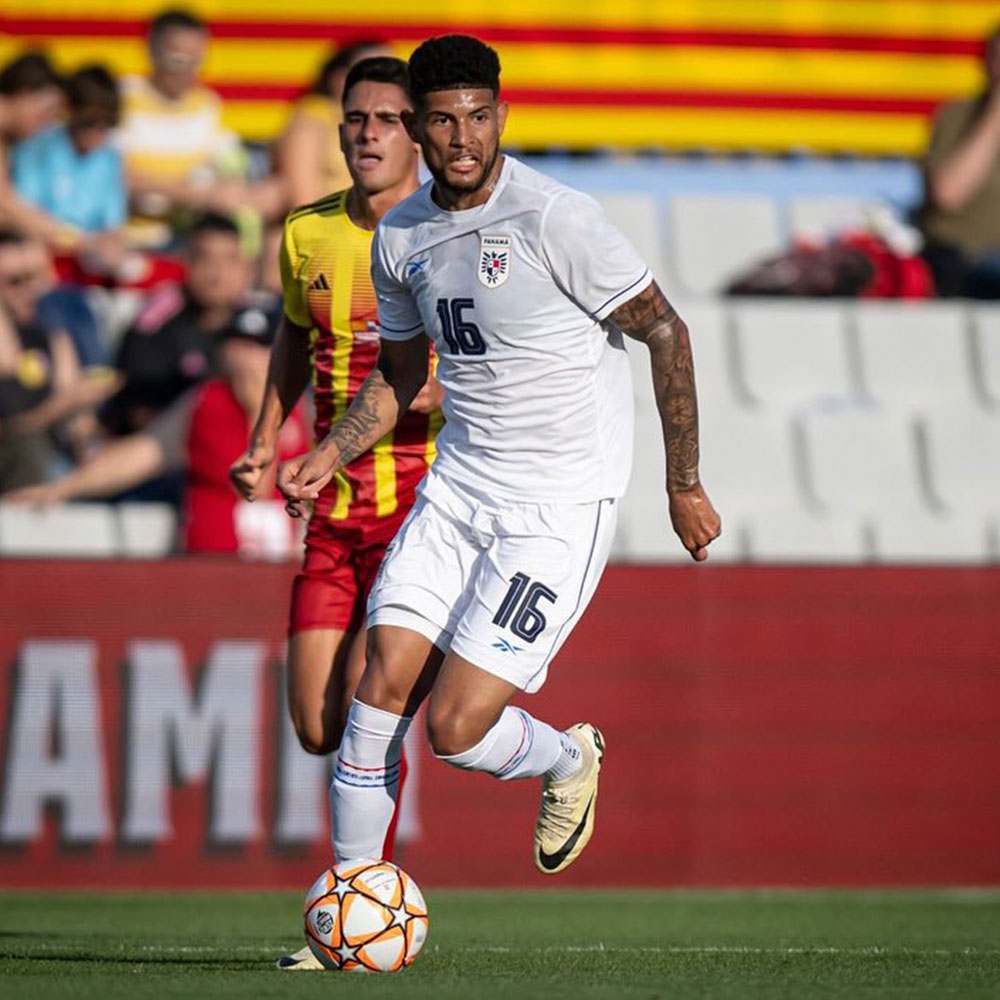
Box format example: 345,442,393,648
401,107,421,143
496,100,509,139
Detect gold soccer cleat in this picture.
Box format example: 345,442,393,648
276,944,324,970
533,723,606,875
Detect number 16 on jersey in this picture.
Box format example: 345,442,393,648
436,298,485,356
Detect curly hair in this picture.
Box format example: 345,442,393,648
408,35,500,103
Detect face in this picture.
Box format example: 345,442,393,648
411,88,507,197
69,106,117,155
6,86,63,140
0,241,49,324
340,80,419,195
185,231,248,310
150,26,207,98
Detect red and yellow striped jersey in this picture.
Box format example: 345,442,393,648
280,189,441,525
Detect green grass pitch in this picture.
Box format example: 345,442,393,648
2,889,999,999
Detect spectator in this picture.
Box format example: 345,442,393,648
0,52,75,245
275,39,390,208
0,229,115,492
101,212,276,437
117,9,244,246
920,24,1000,298
12,66,126,272
6,317,309,558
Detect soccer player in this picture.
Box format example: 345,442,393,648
229,56,441,944
280,34,719,894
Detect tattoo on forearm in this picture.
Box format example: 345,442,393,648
609,281,700,492
327,369,399,469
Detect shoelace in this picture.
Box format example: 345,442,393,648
538,786,577,838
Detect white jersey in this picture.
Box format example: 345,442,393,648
373,155,651,503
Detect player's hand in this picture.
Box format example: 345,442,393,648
408,377,445,414
229,439,276,501
668,483,721,562
278,447,339,517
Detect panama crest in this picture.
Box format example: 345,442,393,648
478,234,511,288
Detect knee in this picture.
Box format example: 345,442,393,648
425,699,489,758
290,708,341,757
355,645,416,716
291,705,344,757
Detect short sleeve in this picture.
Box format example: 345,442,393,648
372,226,424,341
102,150,127,229
539,191,652,321
279,218,310,327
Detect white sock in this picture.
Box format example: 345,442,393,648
330,699,411,862
437,706,579,781
547,730,584,782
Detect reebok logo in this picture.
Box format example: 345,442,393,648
492,636,523,655
405,259,428,277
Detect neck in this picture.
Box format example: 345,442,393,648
432,153,504,213
346,174,420,230
150,73,181,101
198,304,234,331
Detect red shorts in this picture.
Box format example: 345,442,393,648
289,509,409,636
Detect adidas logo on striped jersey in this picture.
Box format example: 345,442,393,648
308,273,330,291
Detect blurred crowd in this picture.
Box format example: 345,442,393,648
0,9,389,554
0,10,998,555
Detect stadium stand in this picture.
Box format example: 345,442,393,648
730,301,857,410
972,306,1000,404
854,302,978,409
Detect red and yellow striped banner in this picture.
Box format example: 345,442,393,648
2,0,997,154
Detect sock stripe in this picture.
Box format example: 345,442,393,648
495,710,535,779
335,759,401,789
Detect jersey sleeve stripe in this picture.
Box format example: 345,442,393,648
591,268,653,321
380,319,425,334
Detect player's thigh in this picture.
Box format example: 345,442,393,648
286,627,350,755
424,650,520,756
356,624,445,719
450,498,618,694
367,476,485,650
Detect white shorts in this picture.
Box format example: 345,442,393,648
367,469,617,693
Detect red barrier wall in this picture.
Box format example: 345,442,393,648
1,560,998,888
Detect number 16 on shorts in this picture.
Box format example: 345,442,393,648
492,573,557,643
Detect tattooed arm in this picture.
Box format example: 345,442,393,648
608,280,721,561
278,334,432,514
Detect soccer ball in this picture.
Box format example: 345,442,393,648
303,859,429,972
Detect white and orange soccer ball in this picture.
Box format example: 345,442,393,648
303,859,429,972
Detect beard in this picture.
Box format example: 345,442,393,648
432,140,500,198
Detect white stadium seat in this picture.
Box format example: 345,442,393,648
921,407,1000,516
0,503,119,557
971,305,1000,406
118,503,177,557
731,300,857,410
799,407,988,561
595,194,668,292
700,407,804,515
671,195,781,295
853,302,976,409
871,510,991,564
801,408,929,513
744,509,868,563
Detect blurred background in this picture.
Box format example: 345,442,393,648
0,0,997,889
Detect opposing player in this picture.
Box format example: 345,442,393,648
280,36,720,886
229,57,441,963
